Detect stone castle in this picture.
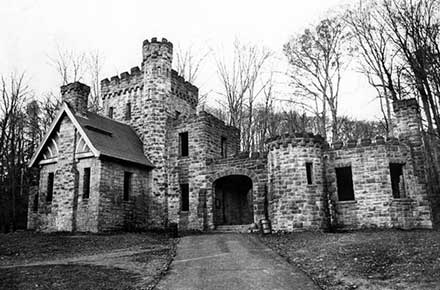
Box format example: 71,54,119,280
28,38,434,232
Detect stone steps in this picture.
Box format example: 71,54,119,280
213,224,253,233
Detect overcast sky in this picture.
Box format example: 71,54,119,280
0,0,380,120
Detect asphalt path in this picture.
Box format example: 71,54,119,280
155,233,320,290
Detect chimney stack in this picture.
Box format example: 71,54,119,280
60,82,90,113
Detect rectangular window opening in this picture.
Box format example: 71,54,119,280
83,168,91,199
221,136,227,158
306,162,313,185
46,172,54,203
335,166,355,201
390,163,405,198
125,102,131,120
108,107,114,119
179,132,189,157
33,192,39,212
123,172,132,201
181,183,189,212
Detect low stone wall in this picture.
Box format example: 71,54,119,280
326,137,432,229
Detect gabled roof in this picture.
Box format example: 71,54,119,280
29,103,153,168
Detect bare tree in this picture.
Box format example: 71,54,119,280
175,44,210,84
346,1,405,136
0,73,29,232
284,16,350,141
87,50,104,112
215,40,272,151
48,44,87,86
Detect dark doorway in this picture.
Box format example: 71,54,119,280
214,175,253,225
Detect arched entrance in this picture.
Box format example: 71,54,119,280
213,175,253,225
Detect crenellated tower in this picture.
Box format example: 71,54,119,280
99,37,201,228
141,38,174,226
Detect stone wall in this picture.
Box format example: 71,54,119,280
98,159,151,231
30,117,102,232
166,111,241,230
326,137,432,229
205,153,268,229
101,67,143,130
267,133,327,231
75,157,101,232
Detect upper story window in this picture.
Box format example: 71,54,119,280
125,102,131,120
390,163,405,198
335,166,355,201
306,162,313,185
46,172,54,203
179,132,189,157
108,107,114,119
221,136,227,158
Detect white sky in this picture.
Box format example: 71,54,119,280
0,0,380,120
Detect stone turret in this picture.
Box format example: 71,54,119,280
61,82,90,113
266,133,327,231
142,38,174,227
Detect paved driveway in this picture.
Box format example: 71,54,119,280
155,233,319,290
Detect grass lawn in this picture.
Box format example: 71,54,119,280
261,229,440,290
0,231,176,290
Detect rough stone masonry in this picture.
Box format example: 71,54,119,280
28,38,434,232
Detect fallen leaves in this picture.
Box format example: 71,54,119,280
261,229,440,290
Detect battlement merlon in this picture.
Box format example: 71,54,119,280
142,37,173,62
171,69,199,108
266,132,325,150
100,66,143,97
100,37,199,108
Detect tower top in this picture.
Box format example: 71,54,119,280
142,37,173,61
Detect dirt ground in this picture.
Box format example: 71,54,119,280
0,231,176,290
261,229,440,290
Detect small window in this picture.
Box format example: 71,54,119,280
33,192,39,212
179,132,189,157
125,102,131,120
83,168,91,199
306,162,313,185
221,136,227,158
123,172,132,201
108,107,114,118
390,163,405,198
46,172,54,203
335,167,355,201
181,184,189,211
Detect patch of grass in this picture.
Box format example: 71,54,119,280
261,229,440,290
0,231,177,290
0,231,172,265
0,264,140,290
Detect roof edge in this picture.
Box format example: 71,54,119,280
28,102,101,167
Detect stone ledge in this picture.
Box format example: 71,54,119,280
336,200,358,205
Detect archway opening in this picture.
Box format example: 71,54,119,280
213,175,253,225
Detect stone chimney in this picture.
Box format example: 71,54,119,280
60,82,90,113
